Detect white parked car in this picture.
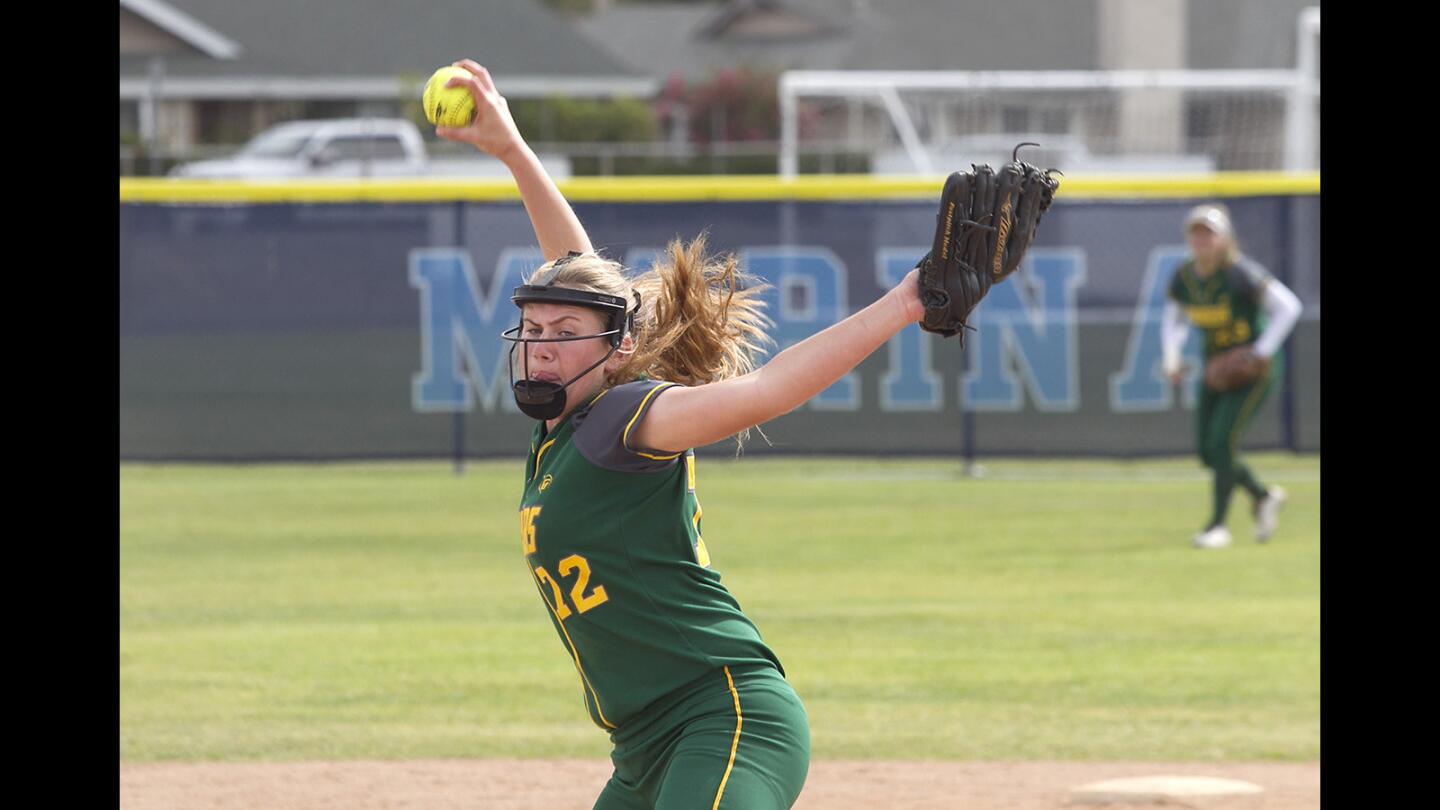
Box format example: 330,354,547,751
168,118,570,179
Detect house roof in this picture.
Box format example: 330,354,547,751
1187,0,1317,70
118,0,1319,102
576,0,1102,81
119,0,655,99
576,0,1317,81
120,0,242,59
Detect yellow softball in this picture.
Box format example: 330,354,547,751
422,66,476,128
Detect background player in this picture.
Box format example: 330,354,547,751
437,59,929,809
1161,203,1303,549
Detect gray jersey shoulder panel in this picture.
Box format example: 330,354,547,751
572,380,685,473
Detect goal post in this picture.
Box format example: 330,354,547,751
780,5,1320,178
1284,6,1321,172
779,67,1319,178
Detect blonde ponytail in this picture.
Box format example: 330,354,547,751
615,234,772,388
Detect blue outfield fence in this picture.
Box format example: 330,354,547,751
119,176,1319,461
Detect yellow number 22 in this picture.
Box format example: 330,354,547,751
558,555,609,614
530,554,610,621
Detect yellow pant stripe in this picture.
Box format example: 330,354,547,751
712,666,743,810
1228,373,1272,454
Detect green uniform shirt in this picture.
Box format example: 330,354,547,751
1167,256,1273,359
518,379,783,732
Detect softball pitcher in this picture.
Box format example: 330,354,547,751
437,60,931,809
1161,203,1303,549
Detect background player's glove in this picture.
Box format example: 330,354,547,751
916,143,1061,343
1204,346,1270,392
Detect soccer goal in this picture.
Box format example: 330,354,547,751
778,11,1319,177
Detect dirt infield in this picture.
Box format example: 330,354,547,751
120,759,1318,809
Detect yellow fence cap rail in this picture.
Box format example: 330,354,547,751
120,172,1318,205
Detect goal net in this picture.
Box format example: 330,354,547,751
779,66,1319,177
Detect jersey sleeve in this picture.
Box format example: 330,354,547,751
1160,300,1190,374
1229,256,1274,302
572,380,687,472
1252,278,1303,358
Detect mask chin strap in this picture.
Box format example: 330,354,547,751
511,343,619,421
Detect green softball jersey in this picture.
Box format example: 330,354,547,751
1167,256,1273,359
518,379,784,732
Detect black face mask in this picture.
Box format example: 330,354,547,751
511,379,568,422
508,347,617,421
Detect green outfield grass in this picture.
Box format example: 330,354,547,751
119,453,1319,763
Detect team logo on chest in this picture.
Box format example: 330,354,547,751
540,474,554,492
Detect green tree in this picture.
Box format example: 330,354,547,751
511,97,657,143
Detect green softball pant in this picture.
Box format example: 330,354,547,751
1195,360,1279,473
593,665,810,810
